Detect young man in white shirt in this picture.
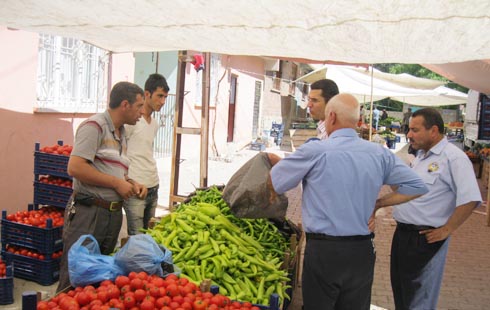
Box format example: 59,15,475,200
306,79,339,140
124,73,169,235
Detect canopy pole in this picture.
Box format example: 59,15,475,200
368,65,374,141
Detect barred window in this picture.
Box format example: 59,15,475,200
35,34,109,113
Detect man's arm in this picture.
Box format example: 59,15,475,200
420,201,479,243
68,155,135,199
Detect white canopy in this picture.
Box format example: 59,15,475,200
296,65,467,106
1,0,490,65
423,60,490,95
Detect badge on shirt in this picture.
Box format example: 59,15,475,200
428,162,439,173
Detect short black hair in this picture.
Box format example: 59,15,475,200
145,73,170,94
310,79,339,103
412,108,444,134
109,82,144,109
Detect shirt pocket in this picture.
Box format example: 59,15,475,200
422,173,439,185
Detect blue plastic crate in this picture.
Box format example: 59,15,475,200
34,142,71,179
33,181,73,208
1,209,63,254
0,265,14,305
2,251,60,286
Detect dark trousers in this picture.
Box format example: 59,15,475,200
56,200,122,293
302,235,376,310
390,224,449,310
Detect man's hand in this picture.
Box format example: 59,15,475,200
114,178,136,199
133,182,148,199
368,212,376,232
419,226,451,243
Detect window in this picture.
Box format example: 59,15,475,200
36,34,109,113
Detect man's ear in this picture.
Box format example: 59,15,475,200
121,99,130,110
144,90,152,99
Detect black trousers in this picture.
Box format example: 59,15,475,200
302,235,376,310
390,223,447,310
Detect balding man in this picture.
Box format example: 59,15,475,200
268,94,428,310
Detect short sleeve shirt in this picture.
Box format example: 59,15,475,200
393,137,482,227
271,128,428,236
71,110,130,201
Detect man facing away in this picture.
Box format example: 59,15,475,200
268,93,428,310
57,81,146,292
388,107,482,310
123,73,170,235
306,79,339,140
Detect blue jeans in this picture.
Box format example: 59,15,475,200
123,185,159,235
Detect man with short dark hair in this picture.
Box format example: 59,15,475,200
307,79,339,140
124,73,170,235
57,81,146,292
389,108,482,309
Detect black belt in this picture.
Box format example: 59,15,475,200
73,194,123,211
306,232,374,241
396,222,435,231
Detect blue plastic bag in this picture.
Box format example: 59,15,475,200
114,234,177,277
68,234,123,287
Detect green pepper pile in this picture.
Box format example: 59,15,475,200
145,186,293,305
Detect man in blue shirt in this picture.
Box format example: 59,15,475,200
389,108,482,310
268,93,428,310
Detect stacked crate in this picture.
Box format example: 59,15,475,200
0,141,70,285
0,260,13,305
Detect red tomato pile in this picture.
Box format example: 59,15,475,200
5,245,62,260
39,175,73,188
0,258,7,277
5,207,64,228
37,272,262,310
40,144,73,156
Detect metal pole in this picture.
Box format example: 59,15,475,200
368,65,374,141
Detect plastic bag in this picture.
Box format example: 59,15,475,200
222,152,288,219
114,234,176,277
68,234,123,287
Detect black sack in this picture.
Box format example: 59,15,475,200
223,152,288,219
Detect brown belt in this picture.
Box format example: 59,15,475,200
74,194,123,211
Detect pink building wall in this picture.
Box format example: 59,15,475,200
0,27,134,215
178,54,266,158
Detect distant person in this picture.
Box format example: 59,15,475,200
388,108,482,310
402,107,412,141
123,73,170,235
380,109,388,120
268,94,428,310
359,105,366,125
373,105,380,130
306,79,339,140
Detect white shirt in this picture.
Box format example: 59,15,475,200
316,120,328,140
125,116,160,188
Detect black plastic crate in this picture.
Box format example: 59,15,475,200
1,251,59,286
33,181,73,208
0,265,14,305
1,209,63,254
34,142,71,179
